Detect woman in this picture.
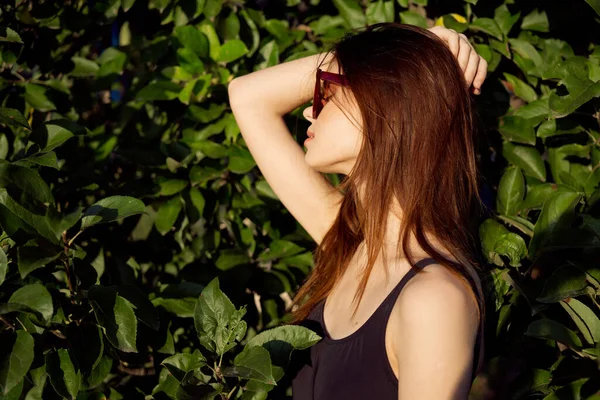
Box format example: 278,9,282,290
228,22,488,399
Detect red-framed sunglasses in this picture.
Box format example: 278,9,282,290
313,68,349,119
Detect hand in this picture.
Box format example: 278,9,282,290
428,26,487,95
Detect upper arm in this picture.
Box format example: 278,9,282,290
228,80,343,245
393,272,479,400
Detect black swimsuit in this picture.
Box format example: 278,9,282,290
289,257,482,399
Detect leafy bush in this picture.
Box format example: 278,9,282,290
0,0,599,399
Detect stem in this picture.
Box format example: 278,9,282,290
0,315,15,330
225,385,238,399
67,230,84,247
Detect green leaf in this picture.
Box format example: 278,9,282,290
8,283,53,321
528,191,581,259
88,286,137,353
0,27,22,43
0,247,7,286
493,5,520,36
519,183,574,211
24,84,56,112
0,189,61,244
497,166,525,215
223,345,276,385
479,218,527,267
198,20,221,61
502,141,546,181
509,39,544,76
470,18,503,40
97,48,127,77
521,9,549,32
0,330,34,395
525,318,582,348
0,108,30,130
0,160,54,204
332,0,366,29
152,298,197,318
14,151,60,170
503,73,538,102
398,11,428,28
585,0,600,16
155,196,182,235
216,249,250,271
86,356,112,389
136,81,182,102
227,146,256,174
174,25,209,57
158,179,188,196
217,39,248,63
512,97,549,124
544,58,600,119
366,0,395,24
547,144,590,188
177,48,204,74
246,325,322,350
536,264,588,303
161,350,207,384
498,115,537,145
81,196,146,230
46,349,81,400
194,277,236,354
29,119,87,152
70,57,99,77
258,240,305,261
560,298,600,345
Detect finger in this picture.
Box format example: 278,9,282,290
472,56,488,90
446,29,460,57
458,33,474,51
457,35,471,72
463,49,480,87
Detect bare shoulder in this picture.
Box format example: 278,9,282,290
389,263,480,349
387,263,481,398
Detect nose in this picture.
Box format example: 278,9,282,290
303,105,314,121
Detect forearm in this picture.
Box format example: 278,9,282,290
228,52,334,117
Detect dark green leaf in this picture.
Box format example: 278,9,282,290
223,346,276,385
24,85,56,112
497,166,525,215
217,39,248,63
470,18,503,40
81,196,146,230
524,318,582,348
46,349,81,400
17,239,62,279
502,141,546,181
528,191,581,258
0,330,34,395
398,11,428,28
0,108,30,130
8,283,53,321
498,115,537,145
194,277,236,354
88,286,137,353
536,264,588,303
494,5,520,36
174,25,208,57
332,0,366,29
0,160,54,204
521,9,549,32
0,247,6,286
155,196,182,235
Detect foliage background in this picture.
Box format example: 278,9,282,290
0,0,599,399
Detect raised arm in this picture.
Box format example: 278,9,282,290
228,53,344,245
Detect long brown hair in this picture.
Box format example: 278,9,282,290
288,23,487,335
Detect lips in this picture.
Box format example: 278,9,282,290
307,130,315,138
